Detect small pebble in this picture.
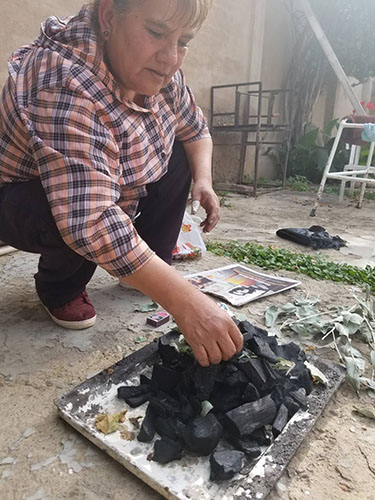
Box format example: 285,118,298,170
0,457,16,466
349,426,356,433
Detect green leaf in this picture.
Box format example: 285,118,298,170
335,322,349,338
298,128,320,148
134,301,159,313
273,357,295,373
359,377,375,391
339,342,363,359
371,351,375,368
344,356,361,394
235,313,248,322
201,400,213,417
134,337,147,344
353,406,375,420
305,361,329,386
264,305,280,328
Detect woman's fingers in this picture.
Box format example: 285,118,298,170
228,323,244,352
192,343,210,367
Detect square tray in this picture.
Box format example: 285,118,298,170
55,332,345,500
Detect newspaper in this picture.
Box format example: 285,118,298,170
185,264,300,307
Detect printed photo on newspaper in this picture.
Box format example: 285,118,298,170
185,264,300,307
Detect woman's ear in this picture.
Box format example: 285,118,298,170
97,0,116,35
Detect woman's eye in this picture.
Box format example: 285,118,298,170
178,40,189,49
147,28,163,38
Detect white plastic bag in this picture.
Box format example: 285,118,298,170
172,211,206,260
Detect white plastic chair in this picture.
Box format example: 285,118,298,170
311,120,375,216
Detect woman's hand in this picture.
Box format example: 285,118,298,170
120,255,243,366
191,181,220,233
173,291,243,366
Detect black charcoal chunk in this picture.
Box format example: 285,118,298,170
149,392,181,417
182,413,223,456
238,359,268,390
241,382,260,403
137,406,156,443
152,437,183,464
290,388,307,409
140,374,151,386
151,364,182,395
224,394,277,438
246,336,278,364
220,363,249,388
193,364,221,401
158,332,180,366
228,435,261,458
289,361,313,395
275,342,306,362
272,403,288,437
210,450,244,481
249,427,272,446
154,416,185,440
284,395,301,418
117,385,150,408
210,383,243,413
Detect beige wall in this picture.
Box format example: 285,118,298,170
0,1,84,86
0,0,294,183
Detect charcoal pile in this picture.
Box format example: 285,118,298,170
117,320,314,481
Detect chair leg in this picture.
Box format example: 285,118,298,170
310,121,344,216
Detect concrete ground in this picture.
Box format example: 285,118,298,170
1,189,375,500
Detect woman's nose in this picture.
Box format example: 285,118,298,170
156,42,179,66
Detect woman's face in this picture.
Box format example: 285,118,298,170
100,0,195,100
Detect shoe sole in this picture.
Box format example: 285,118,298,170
41,303,97,330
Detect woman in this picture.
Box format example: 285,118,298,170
0,0,243,366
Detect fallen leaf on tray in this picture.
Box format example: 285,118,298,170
353,406,375,420
95,410,127,434
305,361,328,386
129,416,142,429
120,428,136,440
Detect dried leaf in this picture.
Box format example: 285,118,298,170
274,357,295,373
134,301,159,313
95,410,127,434
120,428,136,440
129,416,142,429
304,361,328,386
353,406,375,420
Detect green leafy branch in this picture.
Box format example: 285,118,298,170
207,241,375,292
264,295,375,394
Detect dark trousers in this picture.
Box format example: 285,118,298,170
0,141,191,308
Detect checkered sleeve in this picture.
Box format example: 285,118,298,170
174,70,211,143
25,88,154,277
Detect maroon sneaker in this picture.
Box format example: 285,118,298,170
42,291,97,330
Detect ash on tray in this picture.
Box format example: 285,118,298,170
117,321,314,481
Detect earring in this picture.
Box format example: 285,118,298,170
103,30,110,38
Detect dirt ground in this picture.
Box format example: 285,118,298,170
1,189,375,500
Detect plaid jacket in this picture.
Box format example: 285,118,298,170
0,6,210,277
